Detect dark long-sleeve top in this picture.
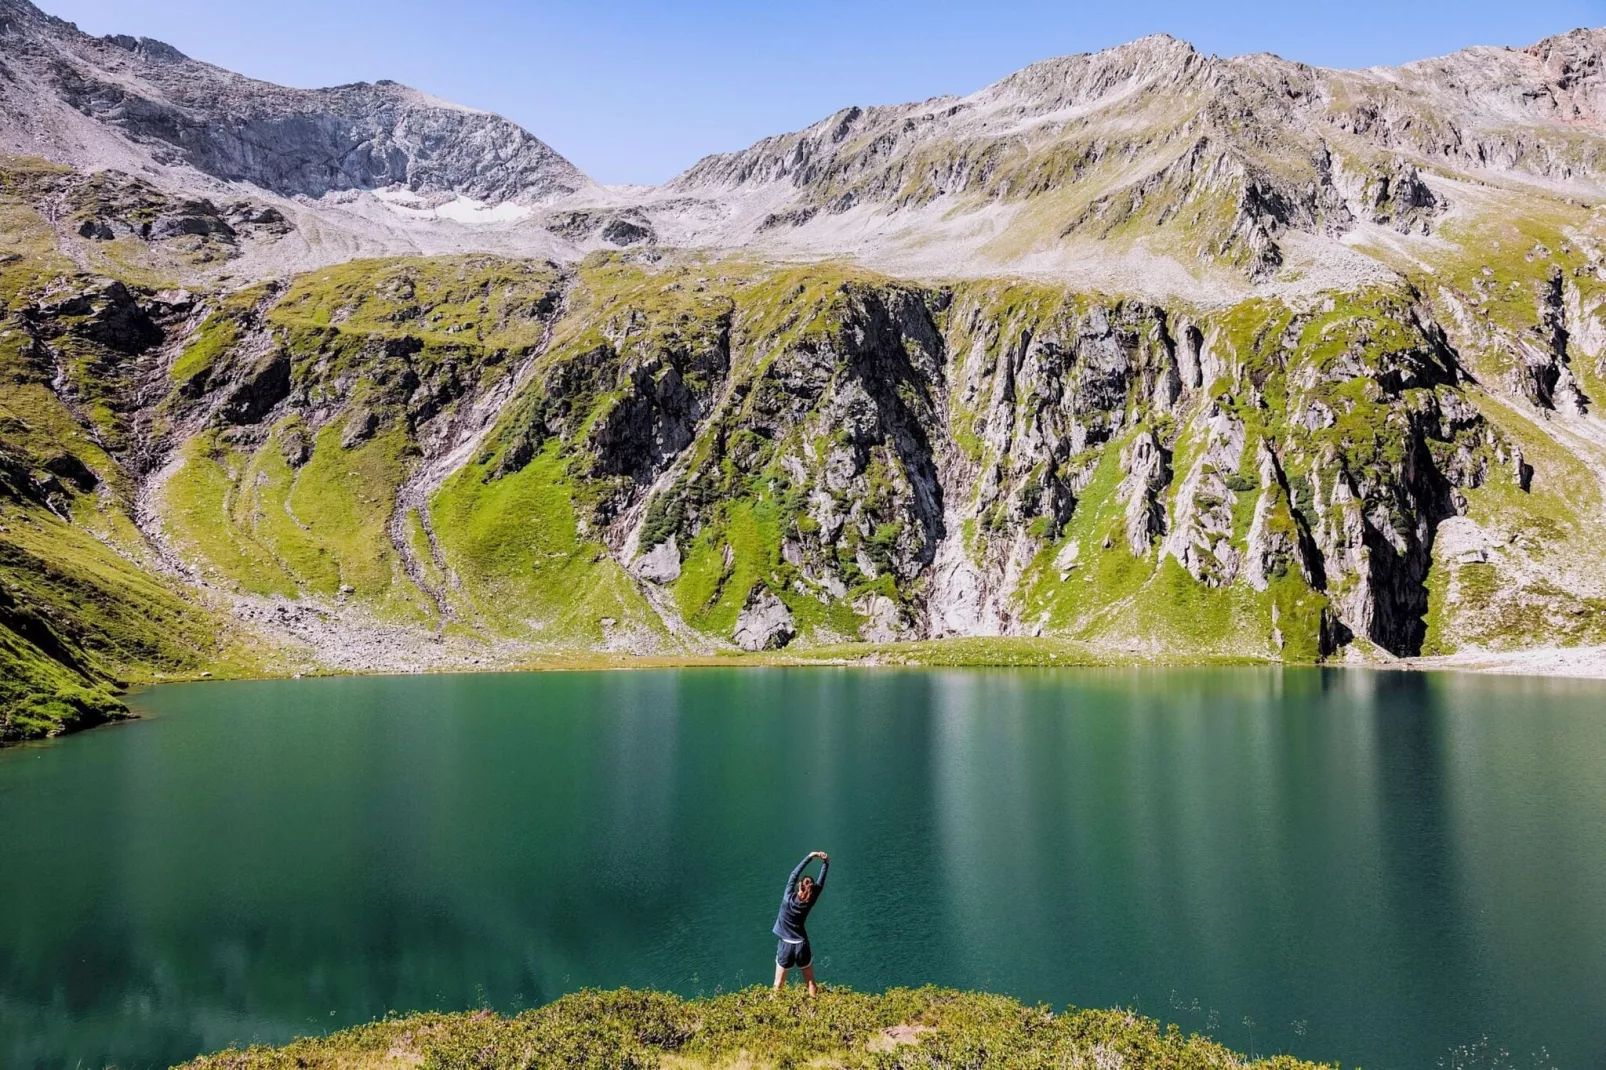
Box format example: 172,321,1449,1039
772,854,829,941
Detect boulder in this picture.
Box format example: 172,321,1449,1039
340,408,379,449
635,535,682,584
734,588,795,652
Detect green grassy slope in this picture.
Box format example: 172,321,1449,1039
0,159,256,740
152,256,565,624
0,503,238,742
429,440,662,645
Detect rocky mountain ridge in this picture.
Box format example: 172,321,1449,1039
7,0,1606,300
0,0,587,204
637,29,1606,290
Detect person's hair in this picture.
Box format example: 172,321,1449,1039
796,875,815,902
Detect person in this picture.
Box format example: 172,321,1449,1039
772,850,829,994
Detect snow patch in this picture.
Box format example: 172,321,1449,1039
370,187,533,225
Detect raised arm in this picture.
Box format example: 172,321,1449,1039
814,855,830,893
782,854,812,903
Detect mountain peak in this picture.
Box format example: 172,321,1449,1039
1525,24,1606,57
1523,24,1606,84
99,33,187,61
993,32,1206,105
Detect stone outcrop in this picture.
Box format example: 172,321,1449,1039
635,536,682,584
734,588,795,651
1512,269,1590,414
1244,442,1311,592
1163,404,1246,586
1119,432,1171,556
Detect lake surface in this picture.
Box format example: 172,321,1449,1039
2,669,1605,1069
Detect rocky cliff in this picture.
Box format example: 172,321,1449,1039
6,227,1604,740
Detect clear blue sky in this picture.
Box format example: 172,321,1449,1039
36,0,1606,185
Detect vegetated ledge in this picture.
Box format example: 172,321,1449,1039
181,986,1335,1069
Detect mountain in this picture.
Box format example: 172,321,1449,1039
0,0,588,278
0,0,587,203
3,0,1606,741
624,29,1606,292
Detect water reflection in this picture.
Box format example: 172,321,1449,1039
0,669,1603,1069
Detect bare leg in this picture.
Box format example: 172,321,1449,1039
773,962,787,991
802,963,817,996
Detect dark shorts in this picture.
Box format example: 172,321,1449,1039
776,938,812,969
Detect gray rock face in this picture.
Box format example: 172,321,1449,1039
601,283,948,619
547,210,657,247
1164,404,1247,586
221,351,292,426
853,593,908,643
734,589,795,651
1512,269,1591,415
36,278,163,355
635,535,682,584
0,0,587,204
1119,431,1171,556
1245,443,1302,592
340,408,379,449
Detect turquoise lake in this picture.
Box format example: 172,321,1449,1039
2,668,1604,1068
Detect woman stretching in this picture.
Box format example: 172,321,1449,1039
772,850,829,993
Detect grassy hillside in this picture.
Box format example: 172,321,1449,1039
155,256,563,622
0,503,242,742
181,986,1333,1070
5,146,1606,737
0,161,258,740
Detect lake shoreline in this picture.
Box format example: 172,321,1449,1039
9,637,1606,751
